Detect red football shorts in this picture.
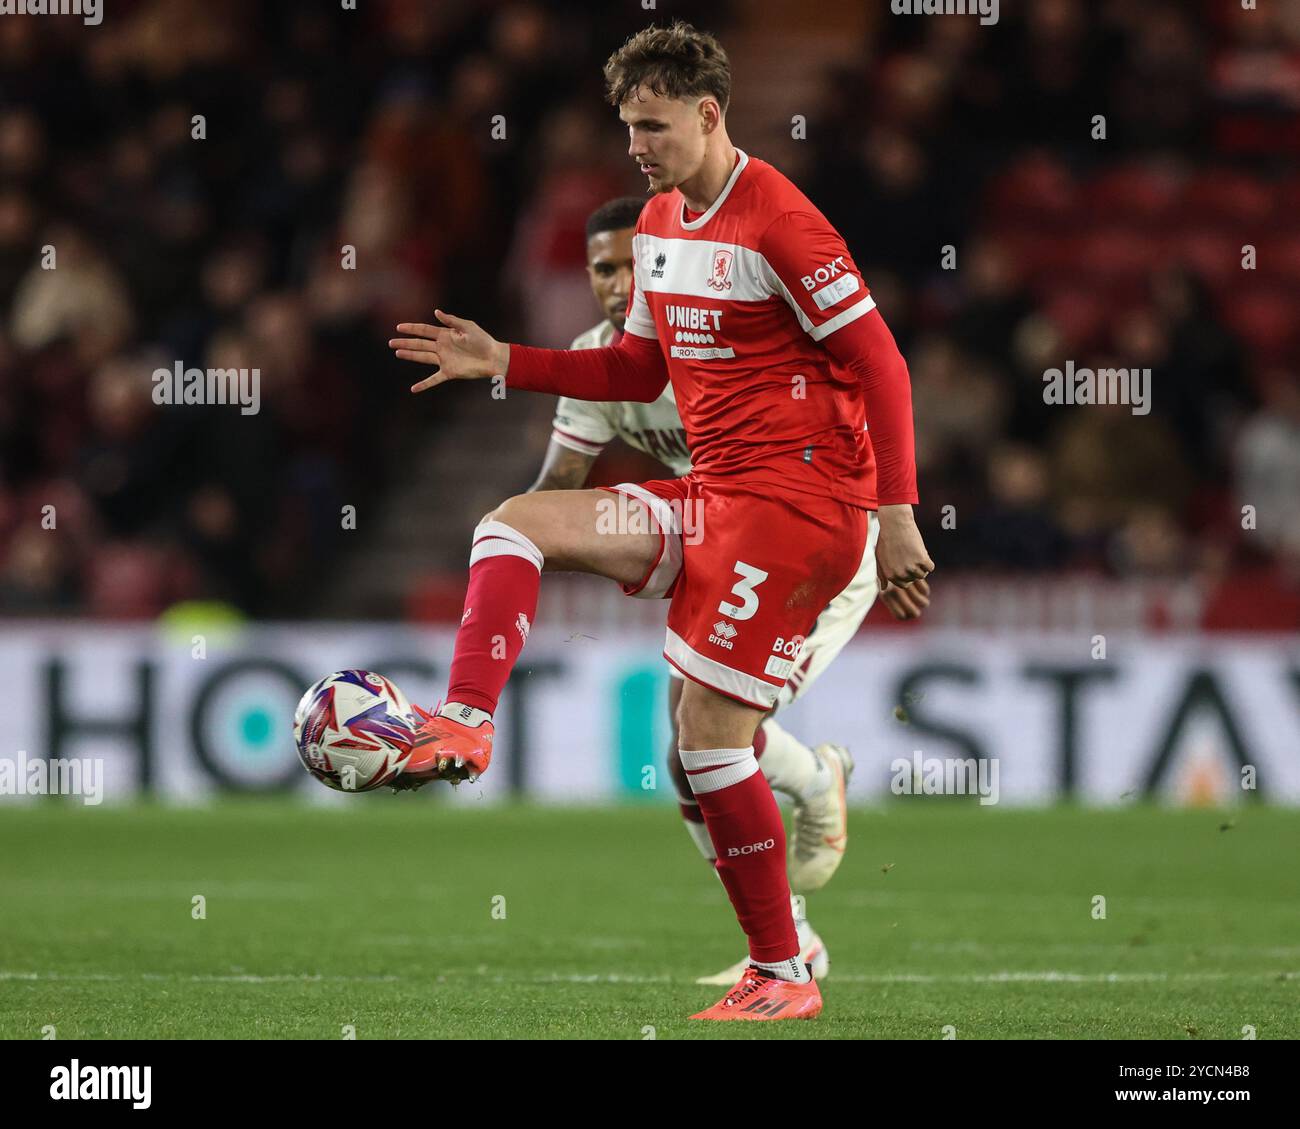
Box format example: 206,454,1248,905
598,474,869,709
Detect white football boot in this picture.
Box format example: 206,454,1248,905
695,898,830,985
787,743,853,893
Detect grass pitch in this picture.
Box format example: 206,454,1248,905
1,799,1297,1039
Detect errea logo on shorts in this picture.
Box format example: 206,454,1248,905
726,838,775,857
709,620,738,650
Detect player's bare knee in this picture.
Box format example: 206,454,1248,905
481,494,552,556
483,493,524,529
677,682,762,752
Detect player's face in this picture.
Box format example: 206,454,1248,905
587,227,636,330
620,87,710,195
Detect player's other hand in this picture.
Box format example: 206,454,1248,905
880,576,929,620
389,310,511,392
875,503,935,589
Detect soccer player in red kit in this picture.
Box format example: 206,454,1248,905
388,22,933,1021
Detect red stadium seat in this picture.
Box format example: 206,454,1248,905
984,154,1079,226
1042,288,1109,350
86,544,176,620
406,573,470,624
1277,172,1300,226
1008,230,1087,291
1220,286,1298,360
1074,226,1166,285
1180,170,1276,226
1167,227,1244,292
1083,164,1185,225
1258,232,1300,281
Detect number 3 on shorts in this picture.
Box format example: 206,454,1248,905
718,561,769,621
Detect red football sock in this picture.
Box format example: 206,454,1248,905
679,745,797,963
445,520,542,714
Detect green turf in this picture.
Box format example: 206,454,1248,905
1,799,1297,1039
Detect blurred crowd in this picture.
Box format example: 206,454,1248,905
807,0,1300,588
0,0,1297,621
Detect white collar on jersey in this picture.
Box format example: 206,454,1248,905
678,148,750,231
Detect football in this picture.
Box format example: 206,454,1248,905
293,670,418,792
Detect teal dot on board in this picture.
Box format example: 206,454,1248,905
241,707,273,746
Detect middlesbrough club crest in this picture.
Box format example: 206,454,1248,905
707,248,734,291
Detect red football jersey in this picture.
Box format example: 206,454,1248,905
625,150,880,508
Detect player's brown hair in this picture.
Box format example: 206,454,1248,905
603,22,731,114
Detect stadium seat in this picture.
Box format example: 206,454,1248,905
1074,226,1166,285
86,543,181,620
1168,227,1243,292
1220,286,1297,360
1180,169,1276,226
984,154,1079,226
1042,288,1109,350
1083,164,1185,225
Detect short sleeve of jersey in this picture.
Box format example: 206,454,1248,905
625,234,657,340
759,211,877,343
551,394,618,457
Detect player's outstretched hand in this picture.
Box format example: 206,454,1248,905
389,310,510,392
880,576,930,620
875,503,935,589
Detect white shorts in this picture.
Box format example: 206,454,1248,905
667,513,880,712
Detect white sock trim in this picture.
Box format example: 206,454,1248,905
679,745,758,795
437,702,492,728
470,520,544,571
753,955,811,983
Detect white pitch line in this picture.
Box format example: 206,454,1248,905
909,941,1300,958
0,880,322,900
521,970,1297,985
833,971,1299,984
0,972,400,984
2,969,1293,986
